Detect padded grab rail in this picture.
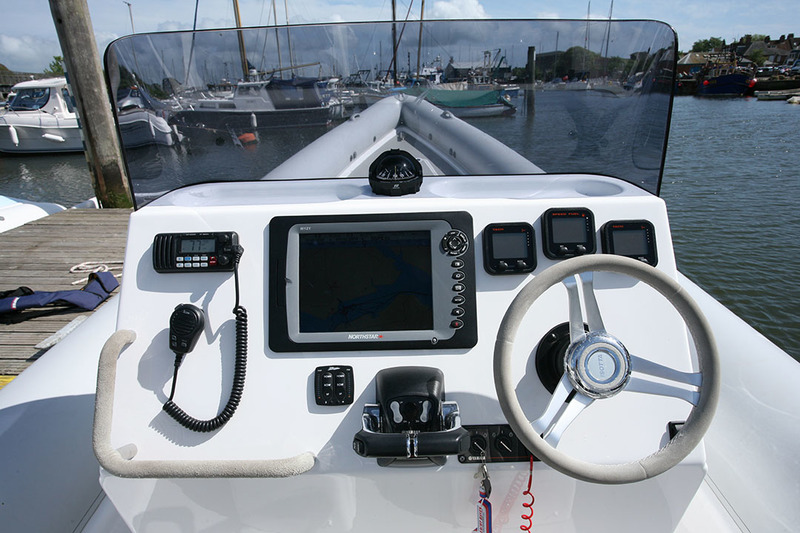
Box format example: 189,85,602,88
93,329,316,478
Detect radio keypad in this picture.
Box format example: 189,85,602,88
175,255,218,269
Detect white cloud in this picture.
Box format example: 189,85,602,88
429,0,489,19
0,34,62,72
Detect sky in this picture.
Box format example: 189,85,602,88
0,0,797,73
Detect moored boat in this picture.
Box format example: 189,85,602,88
170,76,331,139
695,56,756,97
0,194,64,233
115,86,178,148
403,84,516,117
0,77,83,153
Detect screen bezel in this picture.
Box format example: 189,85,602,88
542,208,596,259
601,220,658,266
483,222,536,275
269,212,477,352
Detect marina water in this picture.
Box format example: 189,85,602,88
0,96,798,361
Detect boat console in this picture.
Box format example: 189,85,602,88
94,173,717,531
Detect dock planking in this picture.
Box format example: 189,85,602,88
0,209,130,378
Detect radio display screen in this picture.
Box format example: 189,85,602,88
180,238,216,254
298,231,433,333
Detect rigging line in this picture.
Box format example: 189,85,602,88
258,3,275,72
386,0,415,77
356,0,389,75
420,23,456,65
357,11,386,76
183,0,201,85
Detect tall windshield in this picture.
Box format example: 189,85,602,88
105,19,677,208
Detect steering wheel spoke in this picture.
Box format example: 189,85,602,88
531,374,594,447
543,390,594,447
630,354,702,387
626,376,700,405
563,272,606,343
531,373,574,435
580,272,606,332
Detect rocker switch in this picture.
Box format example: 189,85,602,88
315,366,354,406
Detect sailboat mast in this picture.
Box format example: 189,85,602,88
233,0,249,78
391,0,398,84
272,0,283,75
284,0,295,76
584,1,590,74
416,0,425,80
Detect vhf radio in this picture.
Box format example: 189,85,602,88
152,232,239,273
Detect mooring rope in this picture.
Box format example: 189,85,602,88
69,261,124,285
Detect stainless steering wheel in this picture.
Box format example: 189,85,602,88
494,255,720,484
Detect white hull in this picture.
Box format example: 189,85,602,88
0,195,65,233
117,110,175,148
444,103,515,117
0,120,83,153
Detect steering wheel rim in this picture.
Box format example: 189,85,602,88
494,255,720,484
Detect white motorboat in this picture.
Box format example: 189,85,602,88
170,77,331,140
0,19,798,533
0,194,64,233
0,77,83,153
115,86,178,148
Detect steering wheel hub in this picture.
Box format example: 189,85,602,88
566,332,630,399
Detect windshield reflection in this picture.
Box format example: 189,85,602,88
105,19,676,208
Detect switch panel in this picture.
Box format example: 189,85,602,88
314,366,354,406
458,424,537,463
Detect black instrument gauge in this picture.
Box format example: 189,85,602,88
542,208,596,259
483,223,536,275
602,220,658,266
368,149,423,196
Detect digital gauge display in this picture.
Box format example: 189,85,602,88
602,220,658,266
542,208,596,259
483,222,536,274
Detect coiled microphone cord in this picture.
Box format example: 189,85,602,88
163,245,247,432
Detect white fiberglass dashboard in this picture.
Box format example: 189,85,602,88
97,174,708,532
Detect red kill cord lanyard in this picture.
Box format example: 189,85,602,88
474,463,492,533
520,455,535,531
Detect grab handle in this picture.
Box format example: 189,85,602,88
93,330,316,478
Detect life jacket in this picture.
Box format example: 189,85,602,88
0,272,119,316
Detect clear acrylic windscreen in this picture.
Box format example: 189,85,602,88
105,19,676,208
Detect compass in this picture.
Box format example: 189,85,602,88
368,149,423,196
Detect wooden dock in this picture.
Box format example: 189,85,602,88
0,209,130,379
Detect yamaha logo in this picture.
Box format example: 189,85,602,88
348,333,384,340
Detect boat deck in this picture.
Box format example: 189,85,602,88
0,209,130,380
